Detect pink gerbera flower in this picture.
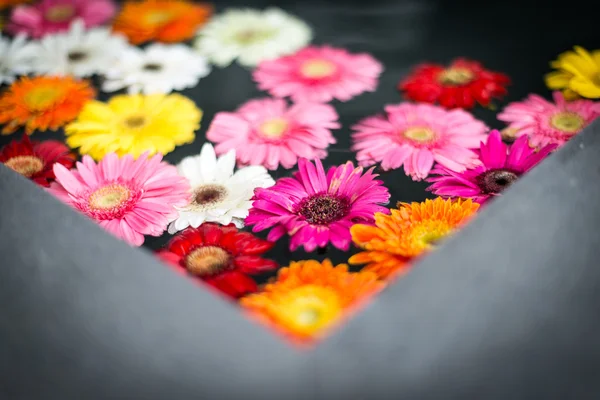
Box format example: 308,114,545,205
253,45,383,103
497,91,600,148
48,153,190,246
206,98,339,170
246,158,390,252
351,103,488,180
8,0,116,38
426,130,557,204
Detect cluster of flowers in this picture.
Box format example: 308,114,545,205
1,0,600,344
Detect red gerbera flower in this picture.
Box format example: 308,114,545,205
399,58,510,109
157,223,278,299
0,134,75,187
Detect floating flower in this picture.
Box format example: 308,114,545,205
0,75,95,135
399,58,510,109
0,134,75,186
48,153,190,246
545,46,600,100
241,259,382,341
351,103,487,180
427,130,557,204
350,198,479,279
157,223,277,299
7,0,116,38
169,143,274,234
112,0,212,45
101,43,210,94
206,98,339,170
194,7,311,68
497,91,600,148
253,45,383,103
0,34,38,84
32,19,128,78
65,93,201,160
246,158,390,252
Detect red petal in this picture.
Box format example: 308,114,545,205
200,223,225,245
233,255,278,274
207,271,257,299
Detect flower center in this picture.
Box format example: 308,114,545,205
3,155,44,178
145,11,174,25
420,230,446,247
45,4,75,22
476,169,520,194
300,59,337,79
276,285,341,336
67,50,88,62
438,67,475,86
185,246,232,277
234,28,273,45
297,193,350,225
143,63,163,72
259,118,289,139
123,115,147,129
23,86,65,111
403,127,435,143
89,184,131,211
500,127,520,142
190,184,228,209
550,112,584,134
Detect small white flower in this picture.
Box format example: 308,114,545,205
194,7,312,68
101,43,211,94
0,34,39,84
169,143,275,234
31,19,129,78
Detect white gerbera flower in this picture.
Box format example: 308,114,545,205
0,34,39,84
101,43,211,94
32,19,129,77
169,143,275,234
194,7,312,68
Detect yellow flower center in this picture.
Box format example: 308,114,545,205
259,118,289,139
403,127,435,143
300,59,337,79
233,28,274,45
3,155,44,178
23,86,65,111
45,4,75,22
438,67,475,86
123,115,148,129
185,246,231,277
89,184,130,210
145,11,174,26
550,112,584,134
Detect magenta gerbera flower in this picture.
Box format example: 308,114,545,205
48,153,190,246
351,103,488,180
246,158,390,252
497,91,600,148
8,0,116,38
253,45,383,103
426,130,557,204
206,98,339,170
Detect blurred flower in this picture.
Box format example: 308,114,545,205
0,0,31,10
545,46,600,99
0,33,38,84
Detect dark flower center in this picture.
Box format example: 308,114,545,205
185,246,231,277
143,63,163,72
3,155,44,177
68,51,88,62
123,115,147,129
193,184,227,206
476,169,520,194
297,194,350,225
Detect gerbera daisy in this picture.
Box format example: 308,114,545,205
169,143,274,233
350,198,479,279
253,45,383,103
399,58,510,109
0,75,95,135
0,34,38,84
241,259,382,342
351,103,487,180
65,93,201,160
101,43,210,94
112,0,212,45
246,158,390,252
157,223,277,299
0,134,75,187
48,153,190,246
31,19,129,78
206,98,339,170
7,0,116,38
427,130,557,204
545,46,600,100
497,91,600,148
194,7,311,68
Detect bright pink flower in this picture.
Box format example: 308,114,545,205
48,153,190,246
351,103,488,180
426,130,557,204
246,158,390,252
253,45,383,103
206,98,339,170
8,0,116,38
497,91,600,148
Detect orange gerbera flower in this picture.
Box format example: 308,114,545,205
112,0,213,45
350,197,479,280
241,259,383,343
0,76,95,135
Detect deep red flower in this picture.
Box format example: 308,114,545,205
398,58,510,109
0,134,75,187
157,223,278,299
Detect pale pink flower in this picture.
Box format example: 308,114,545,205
206,98,340,170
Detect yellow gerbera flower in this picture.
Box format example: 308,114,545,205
545,46,600,99
65,93,202,160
